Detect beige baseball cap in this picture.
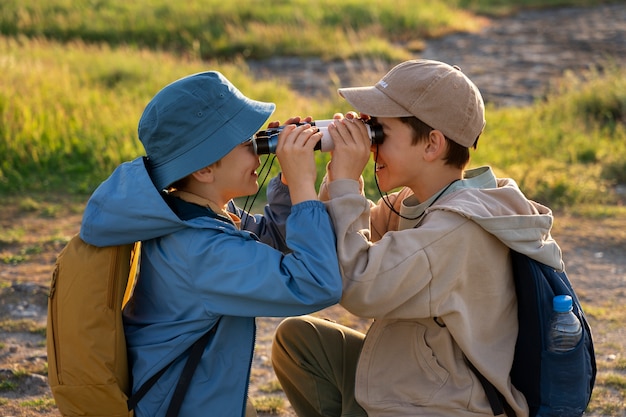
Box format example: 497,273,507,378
338,59,485,148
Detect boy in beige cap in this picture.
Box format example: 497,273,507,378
272,60,564,416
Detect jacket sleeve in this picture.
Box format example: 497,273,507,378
320,173,412,242
228,175,291,252
186,200,342,317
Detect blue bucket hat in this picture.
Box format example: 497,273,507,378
138,71,276,190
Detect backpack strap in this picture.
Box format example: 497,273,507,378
465,358,504,415
465,357,516,417
127,317,222,415
165,317,222,417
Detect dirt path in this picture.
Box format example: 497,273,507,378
1,4,626,416
420,3,626,107
250,3,626,108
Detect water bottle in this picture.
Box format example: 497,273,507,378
547,295,583,353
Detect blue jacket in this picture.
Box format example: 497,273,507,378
80,157,342,417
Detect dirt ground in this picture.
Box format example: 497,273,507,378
1,192,625,416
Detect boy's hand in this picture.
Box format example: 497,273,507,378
266,117,314,187
275,123,322,204
326,112,371,182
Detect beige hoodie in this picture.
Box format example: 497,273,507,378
324,166,563,417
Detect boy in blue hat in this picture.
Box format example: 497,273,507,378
80,71,342,416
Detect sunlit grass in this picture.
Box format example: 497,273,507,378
0,226,25,246
19,396,57,411
2,0,610,60
0,36,338,194
471,64,626,209
0,319,46,335
258,379,284,393
1,1,624,210
252,395,286,414
0,0,491,61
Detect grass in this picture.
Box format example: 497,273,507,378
252,395,286,414
1,243,45,265
0,368,31,392
0,0,488,61
456,0,617,15
0,34,339,194
19,397,56,411
471,64,626,210
258,379,284,394
0,1,624,209
1,33,624,210
0,380,18,391
1,0,615,60
0,319,47,335
0,227,25,247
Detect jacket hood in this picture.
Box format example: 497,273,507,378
433,177,564,271
80,157,189,246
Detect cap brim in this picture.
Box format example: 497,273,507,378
338,86,413,118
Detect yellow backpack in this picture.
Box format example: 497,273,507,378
47,235,140,417
47,234,220,417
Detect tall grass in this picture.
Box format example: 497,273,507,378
0,0,490,62
473,64,626,209
0,36,338,194
1,34,624,209
1,0,611,62
1,0,625,209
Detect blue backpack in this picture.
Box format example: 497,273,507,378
470,250,596,417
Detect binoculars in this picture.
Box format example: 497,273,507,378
252,119,384,155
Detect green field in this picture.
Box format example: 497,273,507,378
1,0,624,213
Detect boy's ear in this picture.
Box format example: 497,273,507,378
422,130,447,162
191,166,214,183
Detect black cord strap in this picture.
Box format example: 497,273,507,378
127,318,221,416
165,318,221,416
465,358,505,416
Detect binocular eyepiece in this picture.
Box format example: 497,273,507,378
252,119,384,155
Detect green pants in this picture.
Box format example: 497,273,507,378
271,315,368,417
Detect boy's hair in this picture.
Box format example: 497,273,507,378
167,159,222,193
400,116,476,169
167,175,191,193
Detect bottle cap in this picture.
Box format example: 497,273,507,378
553,295,573,313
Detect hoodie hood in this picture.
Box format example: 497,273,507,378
80,157,190,246
432,177,564,271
